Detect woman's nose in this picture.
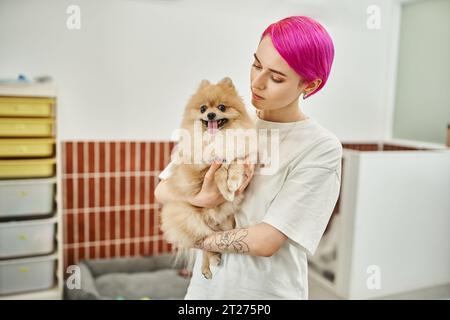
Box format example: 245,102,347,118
252,73,266,90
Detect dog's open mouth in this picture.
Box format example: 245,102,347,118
201,119,229,134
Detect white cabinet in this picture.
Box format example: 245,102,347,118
0,82,63,299
309,140,450,299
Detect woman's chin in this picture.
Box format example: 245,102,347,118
251,100,264,109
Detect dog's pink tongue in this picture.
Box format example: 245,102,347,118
207,120,218,135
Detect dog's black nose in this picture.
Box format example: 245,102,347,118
207,112,216,120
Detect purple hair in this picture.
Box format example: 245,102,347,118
262,16,334,99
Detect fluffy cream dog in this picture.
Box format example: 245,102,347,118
160,77,256,279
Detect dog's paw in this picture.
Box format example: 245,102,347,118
221,190,235,202
202,269,213,280
210,253,222,266
227,174,243,193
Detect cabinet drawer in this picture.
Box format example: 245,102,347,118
0,97,54,117
0,217,56,259
0,178,55,218
0,158,56,179
0,139,55,158
0,118,54,137
0,254,56,295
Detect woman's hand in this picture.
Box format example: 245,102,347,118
188,162,227,209
236,160,256,196
188,158,256,208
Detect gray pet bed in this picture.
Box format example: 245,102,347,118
64,254,190,300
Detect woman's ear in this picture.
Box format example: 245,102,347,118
308,79,322,91
218,77,236,90
299,78,322,94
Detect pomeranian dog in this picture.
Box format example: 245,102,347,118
160,77,256,279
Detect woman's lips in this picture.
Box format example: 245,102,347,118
252,92,264,100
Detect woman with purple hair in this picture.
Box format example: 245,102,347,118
155,16,342,299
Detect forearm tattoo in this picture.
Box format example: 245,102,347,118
195,229,250,254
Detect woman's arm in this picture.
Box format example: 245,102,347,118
154,162,228,208
154,161,255,208
194,222,287,257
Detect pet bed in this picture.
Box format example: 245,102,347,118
64,253,190,300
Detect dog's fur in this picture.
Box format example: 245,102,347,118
160,77,256,279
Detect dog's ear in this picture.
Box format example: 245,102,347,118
218,77,235,90
198,79,210,90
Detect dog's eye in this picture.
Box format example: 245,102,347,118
200,105,207,113
217,104,226,112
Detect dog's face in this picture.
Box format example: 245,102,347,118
182,77,248,134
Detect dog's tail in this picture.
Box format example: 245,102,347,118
172,247,197,272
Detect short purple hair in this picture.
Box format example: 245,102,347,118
262,16,334,99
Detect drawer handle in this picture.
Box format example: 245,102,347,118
18,146,28,153
18,233,28,240
19,267,29,273
17,190,28,197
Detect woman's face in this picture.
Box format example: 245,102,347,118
250,35,307,111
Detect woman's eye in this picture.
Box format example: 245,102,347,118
200,105,207,113
272,77,283,83
217,104,226,112
252,64,262,69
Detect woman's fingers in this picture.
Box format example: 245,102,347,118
205,158,255,197
241,173,252,190
236,182,249,195
244,163,255,179
204,162,222,181
236,164,256,195
247,163,255,176
244,154,253,164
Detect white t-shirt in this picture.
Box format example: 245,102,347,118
158,114,342,299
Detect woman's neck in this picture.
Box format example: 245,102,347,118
257,99,308,123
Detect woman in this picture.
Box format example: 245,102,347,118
154,16,342,299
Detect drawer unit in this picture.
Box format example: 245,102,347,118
0,158,56,178
0,118,54,137
0,178,55,219
0,216,57,259
0,84,61,300
0,97,54,118
0,138,55,158
0,254,57,296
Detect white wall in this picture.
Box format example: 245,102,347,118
393,0,450,144
0,0,401,141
